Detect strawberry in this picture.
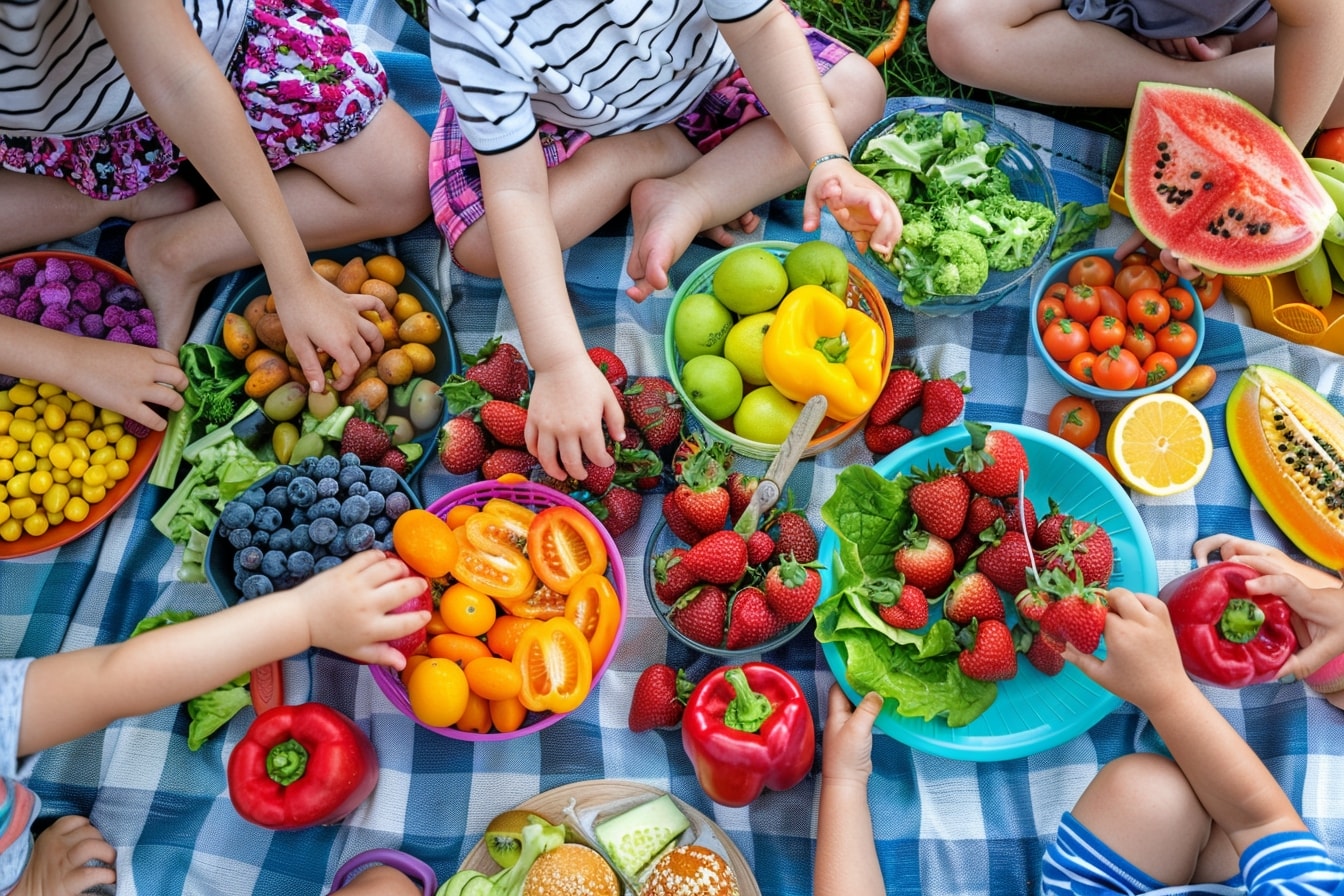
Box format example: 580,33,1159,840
771,510,818,564
340,412,393,464
957,618,1018,682
908,466,970,541
652,547,697,605
612,445,664,492
975,524,1039,595
463,337,530,401
1013,576,1051,624
726,471,760,525
681,529,748,585
1018,625,1066,677
437,416,488,475
762,556,822,624
919,372,969,435
538,460,616,497
951,528,981,568
725,586,782,650
1033,500,1073,551
1040,517,1114,586
943,570,1005,624
377,447,410,477
480,447,538,481
1003,496,1038,542
955,422,1030,498
588,346,628,389
628,664,693,732
669,584,728,648
892,528,955,595
478,400,529,448
1040,589,1109,655
869,367,924,427
594,486,643,538
864,422,916,455
671,483,729,536
964,495,1007,537
662,492,705,545
625,376,683,451
745,529,775,566
872,577,928,630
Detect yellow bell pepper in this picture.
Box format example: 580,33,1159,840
760,285,885,421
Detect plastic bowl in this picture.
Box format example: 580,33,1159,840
848,97,1060,316
665,240,894,461
644,517,812,658
370,479,627,741
213,246,458,481
1030,248,1206,402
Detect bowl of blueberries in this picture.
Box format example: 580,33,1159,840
203,452,421,604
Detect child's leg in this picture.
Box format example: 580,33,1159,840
10,815,116,896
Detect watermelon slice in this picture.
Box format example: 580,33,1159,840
1124,81,1335,276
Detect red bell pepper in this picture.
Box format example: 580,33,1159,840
227,703,379,830
681,662,815,807
1157,561,1298,688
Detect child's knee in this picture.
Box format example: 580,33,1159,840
925,0,979,77
825,55,886,133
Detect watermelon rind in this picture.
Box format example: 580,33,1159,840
1124,82,1334,277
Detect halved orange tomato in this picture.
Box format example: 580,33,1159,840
495,582,568,620
526,506,608,594
452,521,536,600
564,573,621,670
512,616,592,714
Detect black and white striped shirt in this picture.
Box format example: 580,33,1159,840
427,0,770,155
0,0,247,139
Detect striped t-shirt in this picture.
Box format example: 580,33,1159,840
0,658,36,894
426,0,771,155
0,0,248,139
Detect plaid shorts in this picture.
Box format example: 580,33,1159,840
0,0,387,202
429,20,853,249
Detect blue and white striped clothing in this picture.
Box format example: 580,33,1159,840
1042,812,1344,896
0,658,36,895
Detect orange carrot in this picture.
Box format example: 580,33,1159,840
867,0,911,66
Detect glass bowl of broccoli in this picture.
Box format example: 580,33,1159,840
848,97,1060,316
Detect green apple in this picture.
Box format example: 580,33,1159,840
711,247,788,315
673,292,734,359
722,311,775,386
680,354,743,421
784,240,850,299
733,386,802,444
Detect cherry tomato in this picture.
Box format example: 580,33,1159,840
1064,283,1100,325
1037,296,1067,333
513,617,593,713
407,657,470,728
1149,258,1178,288
1043,319,1091,363
1155,319,1198,357
494,582,568,620
440,582,498,637
527,506,609,594
1127,288,1171,331
1163,287,1196,322
400,653,430,688
486,615,539,662
455,691,493,734
464,655,524,701
1092,346,1142,391
1089,451,1120,479
564,572,622,670
1043,281,1071,302
453,517,537,600
1093,285,1127,322
1069,255,1115,287
1118,251,1152,268
489,696,529,733
1122,325,1156,363
428,632,493,665
1114,263,1162,299
1142,351,1179,386
1191,272,1224,310
1089,314,1126,352
1046,395,1101,449
1067,350,1097,384
1314,128,1344,163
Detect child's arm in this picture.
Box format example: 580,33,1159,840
1065,588,1308,853
474,143,625,482
0,317,186,431
88,0,385,393
17,551,428,757
1193,533,1339,588
1267,0,1344,150
716,5,901,257
815,684,886,896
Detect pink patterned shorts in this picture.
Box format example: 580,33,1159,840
429,20,853,250
0,0,387,202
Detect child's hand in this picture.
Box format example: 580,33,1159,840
297,551,431,669
69,340,187,431
1111,230,1205,281
525,359,624,482
821,683,882,786
1064,588,1196,713
274,271,386,392
805,161,902,260
1193,534,1338,588
1231,560,1344,684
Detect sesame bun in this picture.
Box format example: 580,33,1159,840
639,845,739,896
522,843,620,896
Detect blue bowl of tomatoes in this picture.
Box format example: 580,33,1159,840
1030,248,1205,402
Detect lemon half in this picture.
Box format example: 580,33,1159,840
1106,393,1212,496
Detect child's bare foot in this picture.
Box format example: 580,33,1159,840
626,178,712,302
11,816,115,896
116,176,198,224
123,218,212,353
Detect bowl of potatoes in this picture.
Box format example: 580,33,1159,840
213,246,458,481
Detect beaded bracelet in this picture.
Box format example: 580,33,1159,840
809,152,850,171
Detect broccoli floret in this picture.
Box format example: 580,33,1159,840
928,141,1010,190
940,110,986,151
935,202,995,240
899,211,938,250
891,230,990,306
980,196,1058,271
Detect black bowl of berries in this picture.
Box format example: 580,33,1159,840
203,453,421,604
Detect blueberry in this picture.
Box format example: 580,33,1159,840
253,505,283,532
368,467,400,495
261,550,288,579
339,494,370,526
364,491,385,518
338,465,367,490
346,522,376,552
270,466,294,486
373,537,393,552
232,551,245,574
290,508,308,526
340,452,362,468
372,515,392,537
290,523,313,553
264,487,290,512
268,528,292,554
238,545,264,571
384,491,411,520
314,555,343,574
308,516,338,545
219,501,255,530
287,550,316,578
241,574,276,599
310,497,342,521
240,488,266,510
287,476,318,508
346,481,369,497
315,455,341,480
317,477,341,498
251,530,270,549
328,529,350,557
227,527,253,550
234,570,250,592
295,456,319,477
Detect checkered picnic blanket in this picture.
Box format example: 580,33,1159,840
5,5,1344,892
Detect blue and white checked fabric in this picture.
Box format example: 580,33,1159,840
3,4,1344,890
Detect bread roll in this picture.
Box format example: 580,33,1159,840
521,843,620,896
639,844,739,896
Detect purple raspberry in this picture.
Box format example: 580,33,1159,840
19,285,40,304
107,326,132,343
136,306,155,325
0,270,18,300
72,281,102,312
43,257,70,284
32,270,47,288
105,284,141,307
14,300,39,323
0,298,16,318
103,305,129,329
130,322,158,347
62,320,84,336
93,270,114,290
12,257,37,279
68,259,94,282
0,375,15,390
39,306,70,330
123,419,151,439
39,282,71,309
81,315,107,338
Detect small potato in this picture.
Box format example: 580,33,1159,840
265,293,277,313
398,311,442,345
284,343,328,370
254,312,288,353
312,258,343,284
244,357,293,401
376,316,402,348
392,292,423,324
262,381,309,421
308,387,340,420
272,422,300,464
1171,364,1217,403
244,348,286,374
377,348,415,386
335,257,369,294
385,414,415,445
366,254,406,287
221,312,258,360
400,342,436,375
243,294,271,328
343,376,389,412
360,278,400,309
408,378,445,433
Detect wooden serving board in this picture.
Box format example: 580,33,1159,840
459,780,761,896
